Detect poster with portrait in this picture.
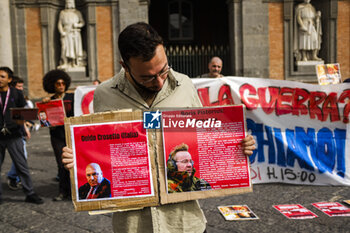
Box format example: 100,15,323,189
316,63,341,85
160,105,252,204
66,111,159,212
218,205,259,221
36,99,66,127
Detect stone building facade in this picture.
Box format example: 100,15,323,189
0,0,349,99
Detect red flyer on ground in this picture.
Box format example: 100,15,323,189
273,204,318,219
162,105,250,194
36,99,65,127
71,120,154,202
218,205,259,221
312,202,350,217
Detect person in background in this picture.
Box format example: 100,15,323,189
0,66,43,204
10,77,34,108
11,76,24,90
42,69,74,201
10,77,36,130
62,22,256,233
7,77,32,190
92,79,101,85
198,56,223,78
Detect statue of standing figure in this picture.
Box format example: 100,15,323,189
293,0,322,62
58,0,85,69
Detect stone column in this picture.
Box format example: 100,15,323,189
119,0,149,32
86,4,98,81
0,0,13,69
226,0,243,76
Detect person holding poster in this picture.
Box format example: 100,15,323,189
79,163,111,199
43,69,74,201
62,23,256,233
167,143,211,192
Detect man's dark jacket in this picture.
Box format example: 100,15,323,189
0,87,26,139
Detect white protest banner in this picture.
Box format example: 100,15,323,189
74,78,350,185
192,77,350,186
74,85,96,116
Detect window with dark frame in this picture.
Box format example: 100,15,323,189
168,0,193,41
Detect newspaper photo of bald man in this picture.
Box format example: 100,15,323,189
78,163,111,200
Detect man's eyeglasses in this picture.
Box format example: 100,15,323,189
127,64,171,85
175,159,193,165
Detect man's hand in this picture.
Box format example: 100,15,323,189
24,123,31,140
242,135,256,156
62,147,74,169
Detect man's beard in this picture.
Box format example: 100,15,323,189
131,75,160,95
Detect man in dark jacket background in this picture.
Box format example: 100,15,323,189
0,66,43,205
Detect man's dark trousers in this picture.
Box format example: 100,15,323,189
0,137,35,199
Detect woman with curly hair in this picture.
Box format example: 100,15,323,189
42,69,74,201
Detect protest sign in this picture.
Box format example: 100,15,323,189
73,122,153,199
36,99,66,127
273,204,318,219
192,77,350,186
316,63,341,85
74,77,350,186
312,202,350,217
159,105,251,204
66,110,159,211
66,106,252,211
218,205,259,220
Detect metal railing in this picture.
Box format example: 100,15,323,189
165,44,231,78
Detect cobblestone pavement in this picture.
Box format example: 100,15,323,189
1,128,349,232
0,128,112,233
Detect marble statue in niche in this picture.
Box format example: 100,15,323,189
293,0,323,63
57,0,86,70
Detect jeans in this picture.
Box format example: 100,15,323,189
7,138,27,182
